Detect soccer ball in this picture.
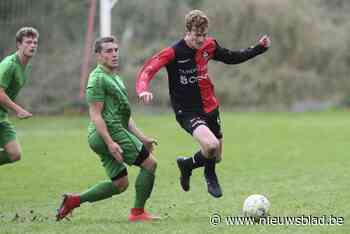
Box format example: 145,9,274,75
242,194,270,218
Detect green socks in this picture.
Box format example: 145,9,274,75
79,168,155,207
0,150,12,166
134,168,155,208
80,180,121,203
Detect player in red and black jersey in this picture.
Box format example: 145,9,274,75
136,10,271,198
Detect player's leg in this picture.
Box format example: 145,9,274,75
179,109,223,165
192,125,222,198
176,112,222,193
216,138,223,163
56,163,128,221
176,124,221,195
56,166,128,221
79,169,129,203
0,121,21,166
200,108,224,164
128,146,160,222
175,110,223,196
175,114,209,191
134,154,156,209
0,140,21,165
56,132,129,221
195,109,223,197
0,148,11,165
84,132,131,201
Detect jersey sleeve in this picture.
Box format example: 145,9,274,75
0,60,14,89
86,75,106,103
213,40,268,64
136,47,175,95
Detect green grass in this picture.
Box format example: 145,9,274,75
0,111,349,233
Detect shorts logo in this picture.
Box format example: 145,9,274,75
217,116,221,125
178,59,191,64
190,117,206,128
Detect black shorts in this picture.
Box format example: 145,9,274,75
111,145,150,181
175,108,223,139
133,145,150,166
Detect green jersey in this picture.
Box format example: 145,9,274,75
86,65,132,135
0,53,31,122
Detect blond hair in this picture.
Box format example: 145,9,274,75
185,10,209,32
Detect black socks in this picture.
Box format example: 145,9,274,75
182,151,206,170
183,151,216,175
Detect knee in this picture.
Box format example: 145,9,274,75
141,157,157,173
113,178,129,192
119,181,129,192
9,152,21,162
204,140,220,157
147,157,157,173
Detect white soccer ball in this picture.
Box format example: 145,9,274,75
243,194,270,218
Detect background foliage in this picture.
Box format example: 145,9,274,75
1,0,350,112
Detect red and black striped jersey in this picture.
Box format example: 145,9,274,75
136,37,267,114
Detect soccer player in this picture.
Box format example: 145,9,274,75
136,10,270,198
0,27,39,167
56,36,159,222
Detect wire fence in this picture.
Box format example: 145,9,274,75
0,0,90,113
1,0,350,113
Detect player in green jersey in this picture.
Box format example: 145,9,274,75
0,27,39,166
56,36,160,222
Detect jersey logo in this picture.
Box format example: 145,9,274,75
178,58,191,64
203,51,209,60
179,75,208,85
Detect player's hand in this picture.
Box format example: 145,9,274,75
258,35,271,48
16,109,33,119
142,138,158,154
138,91,153,104
107,141,123,162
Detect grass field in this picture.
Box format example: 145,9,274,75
0,111,349,234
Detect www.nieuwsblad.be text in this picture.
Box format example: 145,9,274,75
209,213,344,226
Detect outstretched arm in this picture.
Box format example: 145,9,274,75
136,47,175,104
213,35,271,64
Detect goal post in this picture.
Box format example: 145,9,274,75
100,0,119,37
80,0,119,99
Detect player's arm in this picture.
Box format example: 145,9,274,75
213,35,271,64
89,101,123,162
0,88,32,119
128,117,157,153
0,63,32,119
86,75,123,161
136,47,175,104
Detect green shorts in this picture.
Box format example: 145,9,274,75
0,121,16,147
88,128,144,180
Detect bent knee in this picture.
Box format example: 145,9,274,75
147,157,157,172
119,181,129,192
115,179,129,192
141,156,157,173
9,152,21,162
204,140,220,157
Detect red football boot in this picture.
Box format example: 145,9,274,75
128,208,161,222
56,194,81,221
